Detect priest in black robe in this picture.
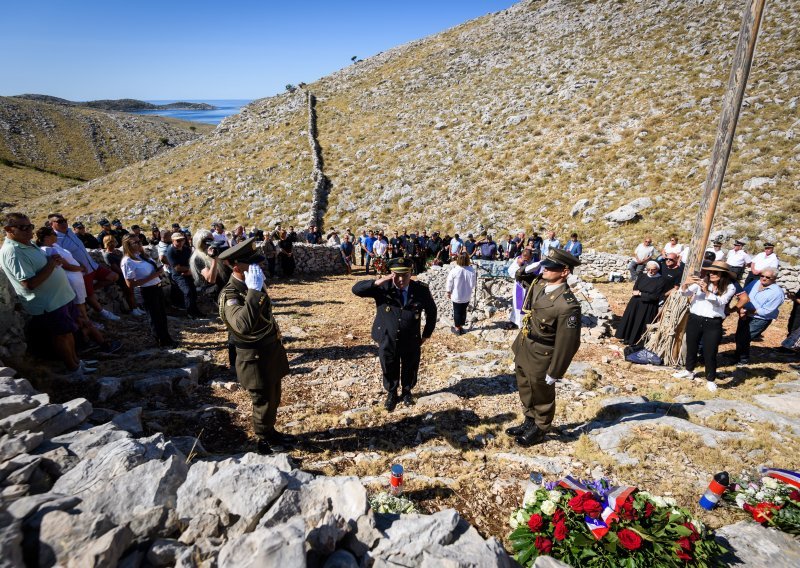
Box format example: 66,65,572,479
615,261,666,346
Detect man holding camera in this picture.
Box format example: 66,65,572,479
218,238,292,455
352,257,437,411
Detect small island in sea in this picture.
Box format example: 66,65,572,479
14,94,217,111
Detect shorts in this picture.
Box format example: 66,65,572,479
83,265,114,296
67,274,87,305
31,301,79,336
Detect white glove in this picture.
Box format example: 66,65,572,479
524,260,542,273
545,374,558,386
244,264,264,291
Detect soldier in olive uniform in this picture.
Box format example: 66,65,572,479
218,238,292,455
352,257,437,411
506,248,582,446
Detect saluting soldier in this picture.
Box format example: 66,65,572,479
506,248,582,446
352,257,437,411
218,238,293,455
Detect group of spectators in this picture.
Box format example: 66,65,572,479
342,227,584,276
619,234,795,392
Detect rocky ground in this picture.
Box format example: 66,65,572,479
10,267,800,558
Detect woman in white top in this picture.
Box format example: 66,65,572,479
445,252,477,335
121,236,176,348
673,261,737,391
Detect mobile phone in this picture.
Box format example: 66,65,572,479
693,270,702,278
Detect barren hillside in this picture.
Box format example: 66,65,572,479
23,0,800,259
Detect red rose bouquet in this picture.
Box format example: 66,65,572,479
723,468,800,535
509,476,726,567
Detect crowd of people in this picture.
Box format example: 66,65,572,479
2,211,798,453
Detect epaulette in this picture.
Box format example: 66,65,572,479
563,291,578,303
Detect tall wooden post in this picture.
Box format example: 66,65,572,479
644,0,767,364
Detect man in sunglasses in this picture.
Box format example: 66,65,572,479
506,248,582,447
734,268,784,365
1,212,88,375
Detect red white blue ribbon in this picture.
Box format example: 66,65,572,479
761,467,800,490
557,477,637,540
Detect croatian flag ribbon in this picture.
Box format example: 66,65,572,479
601,485,637,526
584,515,610,539
558,476,590,495
761,467,800,490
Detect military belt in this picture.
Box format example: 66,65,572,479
527,333,555,347
233,334,278,350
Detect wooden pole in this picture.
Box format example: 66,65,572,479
644,0,767,364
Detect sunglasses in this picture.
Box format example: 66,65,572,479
53,218,67,224
760,275,776,280
10,223,35,231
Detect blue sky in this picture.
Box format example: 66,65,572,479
3,0,515,100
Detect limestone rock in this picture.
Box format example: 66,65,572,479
97,377,123,402
0,512,24,568
322,549,359,568
716,521,800,567
148,539,189,567
0,377,36,398
0,394,42,421
206,462,287,531
0,403,62,435
217,518,306,567
0,431,44,462
604,197,652,224
38,510,117,567
39,398,93,439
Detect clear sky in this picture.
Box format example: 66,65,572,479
3,0,516,101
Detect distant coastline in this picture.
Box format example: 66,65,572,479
14,94,217,112
130,100,252,125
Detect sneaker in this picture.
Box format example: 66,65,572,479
99,340,123,354
130,308,146,317
736,358,749,367
706,381,718,392
81,359,99,366
99,309,120,321
672,370,695,380
79,360,97,374
91,322,105,331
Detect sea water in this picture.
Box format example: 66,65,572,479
131,99,252,125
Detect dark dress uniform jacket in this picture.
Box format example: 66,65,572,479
352,278,437,393
352,279,437,343
219,275,289,437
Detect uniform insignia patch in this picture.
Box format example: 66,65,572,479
226,298,242,306
567,314,579,328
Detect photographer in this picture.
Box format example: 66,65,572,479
190,230,230,299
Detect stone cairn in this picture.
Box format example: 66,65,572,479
417,260,614,343
0,363,513,567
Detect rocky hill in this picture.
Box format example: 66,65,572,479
22,0,800,260
0,96,213,211
14,94,217,111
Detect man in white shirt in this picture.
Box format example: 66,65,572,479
541,231,560,257
627,237,655,281
449,234,463,258
661,235,683,259
705,240,724,261
372,235,389,259
745,243,780,286
211,222,229,245
726,239,752,281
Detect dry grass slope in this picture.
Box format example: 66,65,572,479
21,0,800,259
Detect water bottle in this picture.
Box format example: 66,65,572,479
699,471,729,510
390,464,404,496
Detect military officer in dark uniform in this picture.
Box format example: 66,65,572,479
218,238,292,455
352,257,437,411
507,248,582,446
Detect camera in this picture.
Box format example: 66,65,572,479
207,241,229,258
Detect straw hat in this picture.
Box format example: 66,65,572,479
703,261,736,278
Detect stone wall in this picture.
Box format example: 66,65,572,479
416,261,614,343
285,243,347,275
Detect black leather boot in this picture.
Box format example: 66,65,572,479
505,417,534,436
385,391,398,412
515,424,547,447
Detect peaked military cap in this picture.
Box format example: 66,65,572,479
218,237,265,264
98,218,110,226
733,239,745,246
763,242,774,248
388,257,413,273
540,248,581,270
